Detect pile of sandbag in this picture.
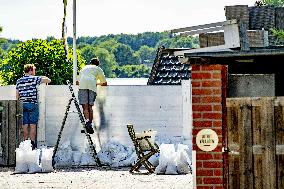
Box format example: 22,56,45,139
155,143,192,175
97,140,137,167
14,140,54,174
53,140,98,167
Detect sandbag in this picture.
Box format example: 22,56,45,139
14,148,29,173
41,147,54,172
97,140,137,167
54,140,73,167
80,153,97,166
155,144,176,174
176,144,191,174
26,149,41,173
72,151,82,166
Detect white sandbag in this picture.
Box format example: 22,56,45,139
41,148,54,172
14,148,29,173
19,140,33,151
97,140,137,167
26,149,41,173
177,150,191,174
154,164,167,174
80,153,97,166
155,144,176,174
148,152,160,167
111,150,137,167
72,151,82,166
54,141,73,167
165,164,178,175
97,151,112,165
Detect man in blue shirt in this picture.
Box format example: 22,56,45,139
16,64,51,149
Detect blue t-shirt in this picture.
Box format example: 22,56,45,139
16,75,41,103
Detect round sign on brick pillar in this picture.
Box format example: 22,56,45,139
191,64,228,189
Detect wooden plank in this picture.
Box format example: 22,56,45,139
171,19,237,33
0,101,9,165
252,98,264,189
227,99,240,189
8,101,17,166
16,100,23,145
174,45,231,56
180,25,224,36
224,22,241,49
0,101,4,165
275,97,284,189
262,98,276,189
238,98,253,189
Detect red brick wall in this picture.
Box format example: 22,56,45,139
191,64,228,189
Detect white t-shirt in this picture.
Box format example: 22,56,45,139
78,65,106,92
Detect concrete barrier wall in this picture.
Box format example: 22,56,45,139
0,81,192,151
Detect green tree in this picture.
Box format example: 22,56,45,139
0,39,84,85
113,43,139,65
171,36,199,48
114,64,150,78
80,44,96,63
260,0,284,6
93,47,117,78
97,39,119,53
155,38,173,48
135,45,156,64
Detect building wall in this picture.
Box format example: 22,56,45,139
0,83,192,152
228,74,275,97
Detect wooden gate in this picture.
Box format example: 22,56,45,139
226,97,284,189
0,100,22,166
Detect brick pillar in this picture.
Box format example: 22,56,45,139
191,64,228,189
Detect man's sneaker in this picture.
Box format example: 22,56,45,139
31,140,37,150
85,121,94,134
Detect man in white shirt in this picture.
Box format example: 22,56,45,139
77,58,107,134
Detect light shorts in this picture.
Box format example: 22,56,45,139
78,89,97,106
23,103,39,125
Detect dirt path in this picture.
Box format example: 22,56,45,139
0,167,193,189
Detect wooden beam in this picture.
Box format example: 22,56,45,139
174,45,231,56
171,19,237,34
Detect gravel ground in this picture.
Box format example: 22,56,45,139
0,167,193,189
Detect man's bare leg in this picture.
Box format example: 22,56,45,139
82,104,90,121
22,125,29,140
88,105,93,123
29,124,36,141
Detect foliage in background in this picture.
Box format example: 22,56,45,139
0,39,84,85
0,32,199,83
260,0,284,6
135,45,156,65
114,64,150,78
271,28,284,43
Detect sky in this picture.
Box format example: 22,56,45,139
0,0,255,41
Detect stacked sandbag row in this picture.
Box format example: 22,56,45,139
14,140,54,174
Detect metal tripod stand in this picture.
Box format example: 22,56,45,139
52,80,101,167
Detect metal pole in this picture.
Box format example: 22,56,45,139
72,0,77,85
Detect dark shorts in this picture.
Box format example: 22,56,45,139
78,89,97,106
23,103,39,125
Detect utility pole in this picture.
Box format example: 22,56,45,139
73,0,77,85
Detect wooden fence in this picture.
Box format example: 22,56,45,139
0,100,22,166
226,97,284,189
